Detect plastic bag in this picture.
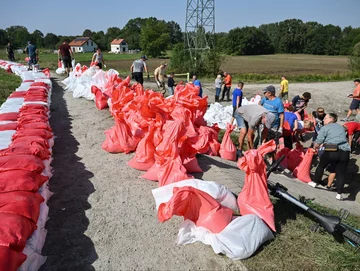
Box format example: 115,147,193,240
287,143,304,172
0,112,18,121
0,170,48,192
152,178,239,212
0,246,27,271
91,86,108,110
293,148,314,183
158,186,233,233
219,123,236,161
237,147,275,231
0,155,45,173
176,215,274,260
0,122,17,131
18,246,46,271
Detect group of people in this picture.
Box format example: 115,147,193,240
230,78,360,201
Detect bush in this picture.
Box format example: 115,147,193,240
349,42,360,72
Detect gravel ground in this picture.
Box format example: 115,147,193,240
41,76,358,271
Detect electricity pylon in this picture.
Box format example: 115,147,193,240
185,0,215,69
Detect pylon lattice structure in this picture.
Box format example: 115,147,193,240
185,0,215,68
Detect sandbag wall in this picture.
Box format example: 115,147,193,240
0,60,54,271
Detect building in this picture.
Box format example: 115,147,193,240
69,37,98,53
110,39,128,54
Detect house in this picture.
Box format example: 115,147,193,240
69,37,97,53
110,39,129,54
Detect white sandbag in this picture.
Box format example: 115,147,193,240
71,58,76,69
16,82,33,91
23,101,49,106
152,178,238,212
37,202,49,229
56,67,66,75
92,69,107,89
0,130,16,150
38,185,54,204
18,246,47,271
20,71,36,82
177,215,274,260
0,121,16,124
35,78,52,88
26,227,47,254
1,98,24,108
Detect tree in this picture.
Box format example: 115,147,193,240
140,19,170,57
0,29,8,47
167,21,183,46
6,26,30,48
121,17,145,49
31,30,44,48
83,29,93,37
349,42,360,72
43,33,59,49
276,19,307,54
92,31,107,51
105,27,122,50
214,32,228,52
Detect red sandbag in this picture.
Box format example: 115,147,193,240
141,163,159,181
0,155,45,173
12,136,50,149
287,143,304,172
0,170,48,192
219,124,236,161
0,246,27,271
17,122,52,131
158,186,233,233
0,123,18,131
182,156,203,173
102,126,123,153
0,112,18,121
1,142,51,160
276,147,290,169
19,104,49,112
8,91,27,98
0,191,44,224
31,82,50,89
91,86,109,110
0,213,36,251
13,129,53,140
293,148,315,183
18,109,48,117
237,147,276,232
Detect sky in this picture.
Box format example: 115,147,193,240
1,0,359,36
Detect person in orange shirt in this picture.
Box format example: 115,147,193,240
342,79,360,121
220,71,232,102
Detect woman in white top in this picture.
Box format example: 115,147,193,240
92,48,106,69
215,74,222,102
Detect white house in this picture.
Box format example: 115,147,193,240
69,37,97,53
110,39,129,53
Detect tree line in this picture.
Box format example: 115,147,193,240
1,18,360,57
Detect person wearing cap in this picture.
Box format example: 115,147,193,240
154,62,168,95
236,104,276,152
291,92,311,120
279,76,289,102
130,55,149,85
24,41,38,70
341,79,360,122
259,85,284,137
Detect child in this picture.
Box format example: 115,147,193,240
283,103,298,149
167,72,175,96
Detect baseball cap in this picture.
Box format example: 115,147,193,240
141,55,148,60
264,112,275,129
263,85,276,95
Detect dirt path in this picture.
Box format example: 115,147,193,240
41,75,247,270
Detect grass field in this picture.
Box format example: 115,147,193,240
1,49,358,82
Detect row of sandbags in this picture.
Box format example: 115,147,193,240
0,60,54,271
60,65,275,260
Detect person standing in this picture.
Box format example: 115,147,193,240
91,48,106,69
58,40,74,75
310,113,350,201
214,74,222,102
259,85,284,136
167,72,175,96
279,76,289,102
230,82,244,127
24,41,38,70
130,55,149,85
192,75,203,97
154,61,167,94
341,79,360,121
220,71,232,102
6,42,15,61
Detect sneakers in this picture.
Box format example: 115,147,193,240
308,181,318,188
326,185,336,191
336,194,343,201
341,118,349,122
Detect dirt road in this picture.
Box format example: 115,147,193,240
41,76,358,270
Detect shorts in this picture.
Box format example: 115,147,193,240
62,56,72,68
96,62,103,69
28,56,37,65
133,72,144,85
234,110,246,129
349,99,360,110
280,92,288,101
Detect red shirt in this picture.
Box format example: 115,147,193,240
344,122,360,135
59,43,71,57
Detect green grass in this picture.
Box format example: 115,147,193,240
0,69,22,104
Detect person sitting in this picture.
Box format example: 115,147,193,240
309,113,351,201
236,104,276,156
311,107,326,141
292,92,312,120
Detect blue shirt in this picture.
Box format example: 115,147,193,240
284,112,297,130
232,88,243,107
26,44,37,57
193,79,202,97
260,97,284,128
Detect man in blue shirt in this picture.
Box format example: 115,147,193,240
24,41,38,70
259,85,284,134
192,75,203,97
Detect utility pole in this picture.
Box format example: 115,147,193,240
185,0,215,69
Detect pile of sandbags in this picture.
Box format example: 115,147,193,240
0,60,54,271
